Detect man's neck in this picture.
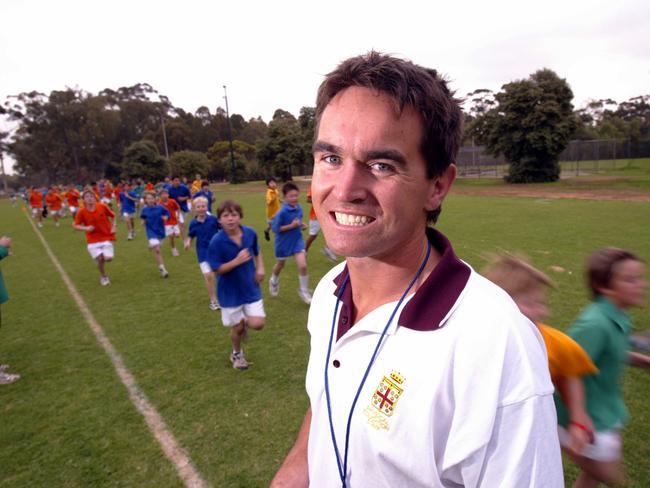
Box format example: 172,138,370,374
196,214,207,222
345,233,440,324
225,226,241,237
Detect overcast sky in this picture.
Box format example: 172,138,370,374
2,0,649,173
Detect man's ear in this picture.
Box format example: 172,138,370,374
425,164,457,212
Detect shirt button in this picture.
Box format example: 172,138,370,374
333,360,341,368
341,317,348,325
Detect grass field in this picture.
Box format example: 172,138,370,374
1,176,649,487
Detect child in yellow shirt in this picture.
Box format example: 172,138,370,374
263,177,280,242
483,254,598,455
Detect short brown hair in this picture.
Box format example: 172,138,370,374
586,248,641,298
315,51,463,223
217,199,243,218
483,253,553,298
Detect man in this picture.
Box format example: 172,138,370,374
271,52,562,487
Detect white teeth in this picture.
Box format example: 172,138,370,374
334,212,373,226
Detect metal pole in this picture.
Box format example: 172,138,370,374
160,114,170,160
223,85,237,184
0,153,9,195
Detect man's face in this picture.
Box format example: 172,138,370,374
312,86,451,259
172,178,180,187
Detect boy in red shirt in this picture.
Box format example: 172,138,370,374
45,186,64,227
29,187,44,228
73,189,117,286
159,188,181,256
65,185,81,218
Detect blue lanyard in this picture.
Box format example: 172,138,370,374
324,241,432,487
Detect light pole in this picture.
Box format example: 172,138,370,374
160,113,170,174
223,85,236,183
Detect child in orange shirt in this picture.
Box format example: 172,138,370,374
29,187,44,228
483,254,598,455
65,185,81,218
159,188,181,256
45,186,64,227
73,189,117,286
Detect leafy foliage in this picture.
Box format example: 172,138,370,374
169,150,209,180
119,140,168,181
482,69,576,183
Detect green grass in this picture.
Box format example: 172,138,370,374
1,180,649,487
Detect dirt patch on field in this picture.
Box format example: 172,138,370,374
451,185,650,202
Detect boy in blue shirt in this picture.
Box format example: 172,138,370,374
184,196,222,310
192,181,214,214
207,200,265,370
269,182,311,304
140,191,170,278
119,181,139,240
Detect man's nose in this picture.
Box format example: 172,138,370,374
334,161,369,203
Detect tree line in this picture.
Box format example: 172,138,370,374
1,73,649,186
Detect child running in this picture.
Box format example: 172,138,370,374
140,191,170,278
207,200,265,370
65,184,81,219
45,186,64,227
119,182,139,240
159,188,181,256
28,187,44,228
192,181,214,214
556,248,650,488
304,187,337,261
73,189,116,286
269,182,311,304
184,196,221,310
483,254,598,455
263,177,280,241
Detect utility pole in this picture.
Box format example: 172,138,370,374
223,85,237,183
160,113,170,173
0,153,8,195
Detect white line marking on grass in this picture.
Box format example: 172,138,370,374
26,216,209,488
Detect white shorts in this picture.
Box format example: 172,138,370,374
50,209,61,216
165,225,180,237
199,261,212,274
32,207,42,216
178,212,186,224
148,238,162,248
87,241,114,260
122,211,134,218
308,219,321,236
100,197,112,205
221,299,265,327
558,426,622,461
69,206,78,213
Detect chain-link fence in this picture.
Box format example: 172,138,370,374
456,139,650,177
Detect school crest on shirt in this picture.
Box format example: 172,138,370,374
363,371,405,430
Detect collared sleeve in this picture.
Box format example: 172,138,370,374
442,395,563,487
207,235,224,272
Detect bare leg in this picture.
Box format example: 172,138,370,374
203,272,217,303
230,320,246,352
247,316,265,331
305,234,317,252
96,254,106,278
153,246,164,266
565,450,624,487
272,259,286,277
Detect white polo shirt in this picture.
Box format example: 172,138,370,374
305,228,563,487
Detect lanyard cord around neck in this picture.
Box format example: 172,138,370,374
324,241,432,488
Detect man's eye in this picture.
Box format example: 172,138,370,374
323,155,341,164
370,162,395,173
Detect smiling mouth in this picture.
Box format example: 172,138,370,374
333,212,375,226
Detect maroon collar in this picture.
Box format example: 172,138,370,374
332,228,471,340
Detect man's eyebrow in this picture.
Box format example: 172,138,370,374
312,140,342,154
364,149,408,167
313,141,408,167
